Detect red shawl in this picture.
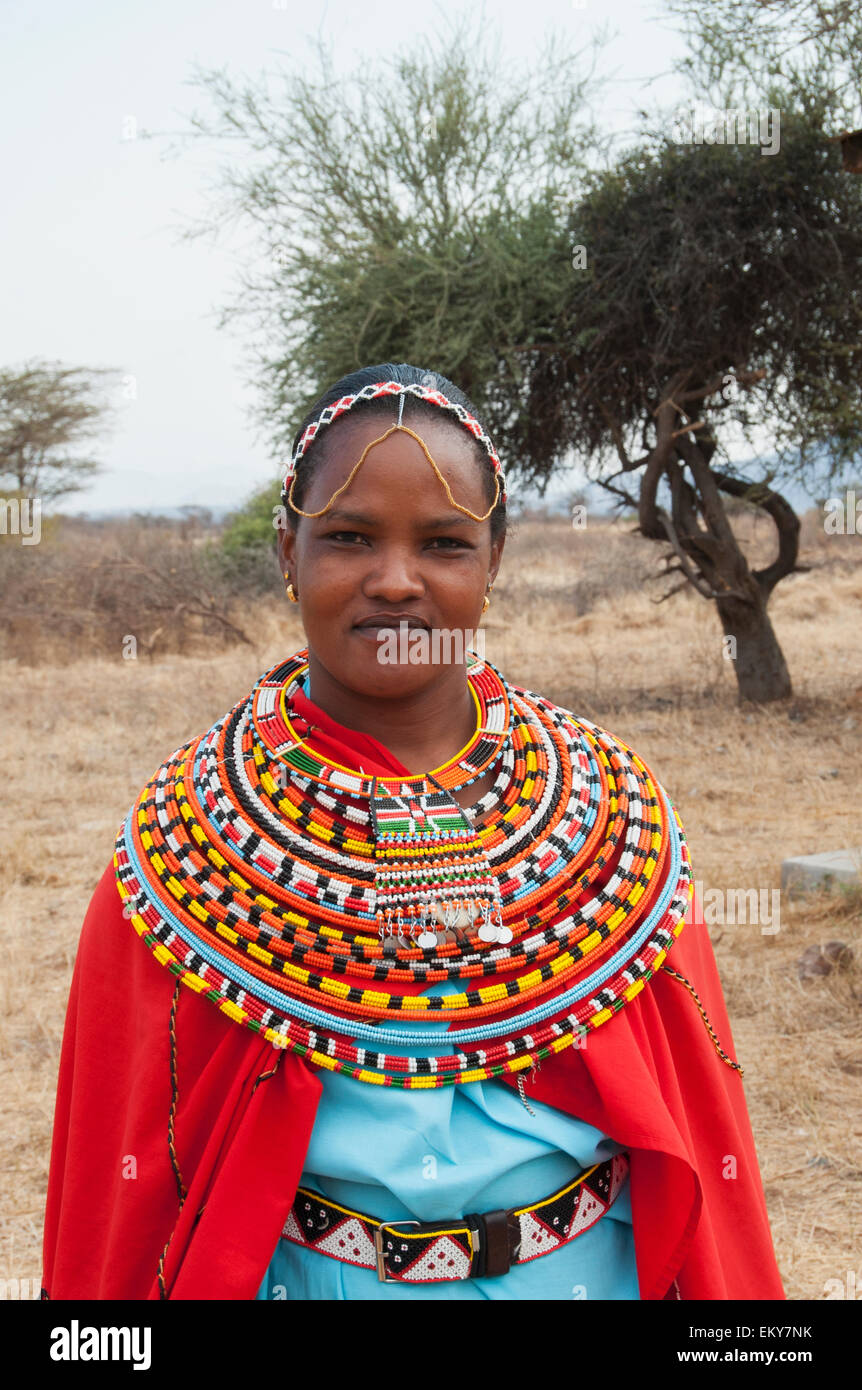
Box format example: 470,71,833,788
42,687,784,1300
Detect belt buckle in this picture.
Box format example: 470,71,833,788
374,1219,420,1282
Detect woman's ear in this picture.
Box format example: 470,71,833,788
487,533,505,588
277,523,296,578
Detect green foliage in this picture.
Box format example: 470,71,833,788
218,478,285,593
178,11,862,552
552,99,862,486
175,18,607,486
220,477,282,558
666,0,862,130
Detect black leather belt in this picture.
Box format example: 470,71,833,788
280,1151,629,1283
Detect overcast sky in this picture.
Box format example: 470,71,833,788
2,0,690,515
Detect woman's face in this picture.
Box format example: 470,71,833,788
278,412,505,698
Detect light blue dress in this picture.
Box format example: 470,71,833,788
257,673,639,1300
256,982,638,1300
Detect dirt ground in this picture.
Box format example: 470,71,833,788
1,512,860,1298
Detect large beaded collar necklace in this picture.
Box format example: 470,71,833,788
261,651,512,948
114,650,693,1088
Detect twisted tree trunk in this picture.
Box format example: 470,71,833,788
630,375,801,704
708,470,797,701
715,587,792,702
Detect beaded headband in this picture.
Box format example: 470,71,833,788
281,379,508,518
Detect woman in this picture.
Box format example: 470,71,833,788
41,364,784,1300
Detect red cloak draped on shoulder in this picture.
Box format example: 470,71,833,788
42,686,784,1300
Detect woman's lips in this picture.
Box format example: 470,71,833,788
351,619,430,648
353,625,415,644
353,618,429,632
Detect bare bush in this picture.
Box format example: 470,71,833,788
0,515,281,665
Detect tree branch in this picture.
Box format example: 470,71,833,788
655,506,747,601
712,471,801,596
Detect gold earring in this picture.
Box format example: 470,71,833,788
284,573,299,603
482,583,493,614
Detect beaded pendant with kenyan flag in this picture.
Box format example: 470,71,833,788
369,773,509,950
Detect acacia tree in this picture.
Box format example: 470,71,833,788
546,99,862,702
534,0,862,701
170,18,607,461
0,360,118,503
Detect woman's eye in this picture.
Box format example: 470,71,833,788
322,532,468,550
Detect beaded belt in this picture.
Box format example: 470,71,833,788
280,1152,629,1283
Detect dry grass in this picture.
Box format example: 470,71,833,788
1,510,860,1298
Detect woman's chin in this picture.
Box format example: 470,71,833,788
333,629,452,696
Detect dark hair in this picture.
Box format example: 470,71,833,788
285,363,507,543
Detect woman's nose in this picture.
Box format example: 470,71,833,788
361,547,426,600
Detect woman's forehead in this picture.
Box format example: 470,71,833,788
323,409,477,463
301,414,487,513
312,497,481,528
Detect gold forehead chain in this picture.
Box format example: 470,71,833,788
285,423,501,523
